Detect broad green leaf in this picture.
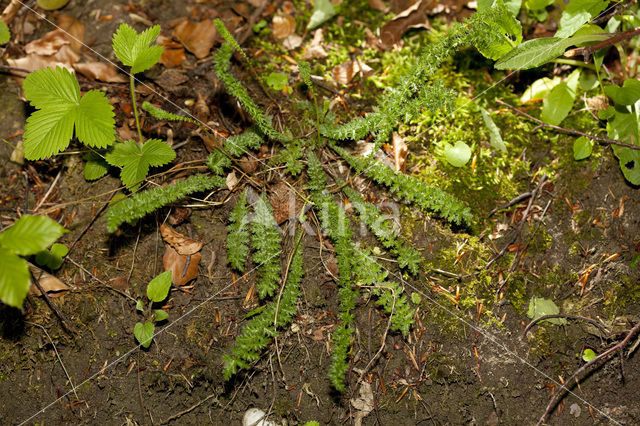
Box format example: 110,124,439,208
520,76,562,103
582,348,596,362
0,249,30,308
0,21,11,44
604,79,640,106
83,152,109,181
481,108,506,152
308,0,336,30
540,69,580,126
136,300,144,311
51,243,68,258
265,72,288,91
141,138,176,166
606,103,640,146
612,146,640,185
0,215,66,256
495,37,566,70
526,296,566,325
475,0,522,60
112,24,163,74
578,72,598,91
134,321,155,348
526,0,554,11
154,309,169,322
573,136,593,160
478,0,522,17
22,67,115,160
555,0,608,39
146,270,172,302
35,243,68,270
443,141,471,167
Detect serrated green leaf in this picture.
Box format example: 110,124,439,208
112,24,163,74
105,141,147,188
540,69,580,126
555,0,608,39
478,0,521,17
134,321,155,348
443,141,471,167
481,108,506,152
142,101,196,123
573,136,593,160
0,21,10,44
495,37,566,70
0,215,66,256
154,309,168,322
83,152,109,181
0,249,30,308
475,0,522,60
308,0,336,30
146,270,172,302
141,139,175,166
22,67,115,160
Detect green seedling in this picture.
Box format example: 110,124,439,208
134,270,172,348
35,243,68,270
0,215,67,308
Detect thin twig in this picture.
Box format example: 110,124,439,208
496,99,640,150
537,319,640,425
565,26,640,62
489,191,533,217
33,168,63,212
161,393,220,424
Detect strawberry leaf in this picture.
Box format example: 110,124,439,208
22,67,115,160
105,139,175,189
112,24,163,74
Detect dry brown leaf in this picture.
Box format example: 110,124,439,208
74,62,127,82
268,181,300,224
302,29,328,60
28,264,70,297
283,34,303,50
163,245,201,287
392,132,408,172
24,29,70,56
272,14,296,39
379,0,432,49
8,47,79,73
225,170,238,190
332,59,374,85
153,69,189,92
168,207,192,226
110,276,130,291
56,14,85,53
161,224,203,255
173,18,217,58
367,0,390,12
157,35,186,67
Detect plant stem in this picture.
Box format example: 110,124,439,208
130,74,144,145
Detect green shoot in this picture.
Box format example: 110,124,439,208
134,270,172,348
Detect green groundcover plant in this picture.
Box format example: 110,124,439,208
134,270,172,348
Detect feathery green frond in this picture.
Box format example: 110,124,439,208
206,151,232,175
224,127,264,157
250,194,282,299
142,101,197,124
213,19,248,61
227,190,250,272
105,174,223,232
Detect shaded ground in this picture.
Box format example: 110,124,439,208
1,0,639,425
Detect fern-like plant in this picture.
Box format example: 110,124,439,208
250,194,282,299
227,190,250,272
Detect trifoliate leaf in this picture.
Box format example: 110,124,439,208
112,24,163,74
555,0,608,39
582,348,596,362
308,0,336,30
0,21,10,44
0,214,67,256
105,139,175,188
146,270,172,302
526,296,566,325
134,321,155,348
481,108,506,152
83,152,109,181
22,67,115,160
573,136,593,160
443,141,472,167
0,249,30,309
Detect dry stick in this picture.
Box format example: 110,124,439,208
488,191,533,217
537,319,640,426
1,0,22,24
591,0,637,25
495,99,640,151
33,168,62,212
523,314,610,337
30,269,78,335
565,26,640,62
161,393,220,425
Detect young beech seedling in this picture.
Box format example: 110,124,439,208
134,270,172,348
0,215,67,308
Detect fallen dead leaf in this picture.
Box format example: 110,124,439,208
28,264,70,297
163,245,201,287
283,34,303,50
56,14,84,53
160,224,203,255
269,181,301,224
351,381,374,426
379,0,432,49
168,207,192,226
367,0,390,12
157,35,186,67
301,29,328,60
173,18,217,58
153,69,189,92
392,132,408,172
25,29,71,56
332,59,374,85
74,62,127,82
225,170,238,190
8,46,79,73
110,276,130,291
272,14,296,39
